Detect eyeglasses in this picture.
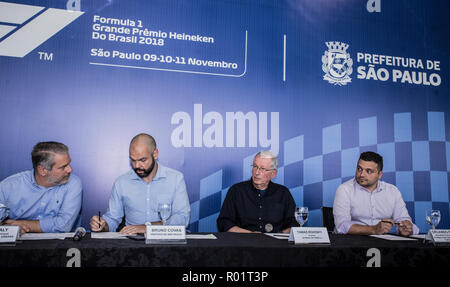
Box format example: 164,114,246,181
251,165,274,173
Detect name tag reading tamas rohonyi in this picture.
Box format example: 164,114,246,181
428,229,450,246
288,227,330,245
145,225,187,244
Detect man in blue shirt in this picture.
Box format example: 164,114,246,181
0,142,82,234
90,133,190,234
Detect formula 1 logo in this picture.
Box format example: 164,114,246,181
0,1,84,58
322,41,353,86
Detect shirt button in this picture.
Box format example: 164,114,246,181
259,205,262,208
41,202,45,206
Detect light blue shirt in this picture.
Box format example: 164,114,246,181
333,178,419,234
102,164,190,232
0,170,82,232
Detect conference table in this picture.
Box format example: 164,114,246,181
1,232,449,268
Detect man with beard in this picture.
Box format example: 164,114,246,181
333,151,418,236
0,142,82,235
217,151,298,233
90,133,190,234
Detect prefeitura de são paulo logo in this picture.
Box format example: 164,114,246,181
322,41,353,86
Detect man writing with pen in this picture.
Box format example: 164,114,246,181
333,151,419,236
89,133,190,235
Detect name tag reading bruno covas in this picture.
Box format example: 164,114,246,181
289,227,330,245
145,225,186,244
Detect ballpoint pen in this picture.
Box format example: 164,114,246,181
381,220,400,225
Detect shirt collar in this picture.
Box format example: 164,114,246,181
153,164,167,180
249,179,274,194
30,169,41,189
29,169,59,191
353,178,383,193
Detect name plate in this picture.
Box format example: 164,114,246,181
428,229,450,246
0,226,19,245
288,227,330,245
145,225,186,244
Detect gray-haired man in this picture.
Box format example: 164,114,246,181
217,151,298,233
0,142,82,234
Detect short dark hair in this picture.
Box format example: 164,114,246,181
359,151,383,172
31,142,69,170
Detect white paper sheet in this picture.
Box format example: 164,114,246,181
410,234,427,240
90,232,129,239
20,232,74,240
264,233,290,240
370,234,417,241
186,234,217,239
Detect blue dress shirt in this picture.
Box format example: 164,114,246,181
102,164,190,232
0,170,82,232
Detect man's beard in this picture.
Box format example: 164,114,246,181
47,173,70,187
134,156,156,178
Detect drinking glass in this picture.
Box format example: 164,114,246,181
158,203,172,225
295,206,308,227
0,203,9,224
426,209,441,229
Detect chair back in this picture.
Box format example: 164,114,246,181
321,206,335,232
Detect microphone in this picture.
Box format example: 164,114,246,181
73,227,86,241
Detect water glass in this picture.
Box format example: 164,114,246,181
295,206,308,227
158,203,172,225
426,209,441,229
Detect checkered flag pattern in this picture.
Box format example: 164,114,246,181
189,111,450,233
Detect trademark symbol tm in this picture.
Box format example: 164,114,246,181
38,51,53,61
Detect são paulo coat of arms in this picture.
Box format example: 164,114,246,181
322,41,353,86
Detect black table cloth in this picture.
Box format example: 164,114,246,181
1,232,449,267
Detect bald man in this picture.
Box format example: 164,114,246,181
90,134,190,234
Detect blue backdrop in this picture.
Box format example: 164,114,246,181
1,0,449,233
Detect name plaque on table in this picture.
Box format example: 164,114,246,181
0,226,19,245
288,227,330,245
145,225,186,244
428,229,450,246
